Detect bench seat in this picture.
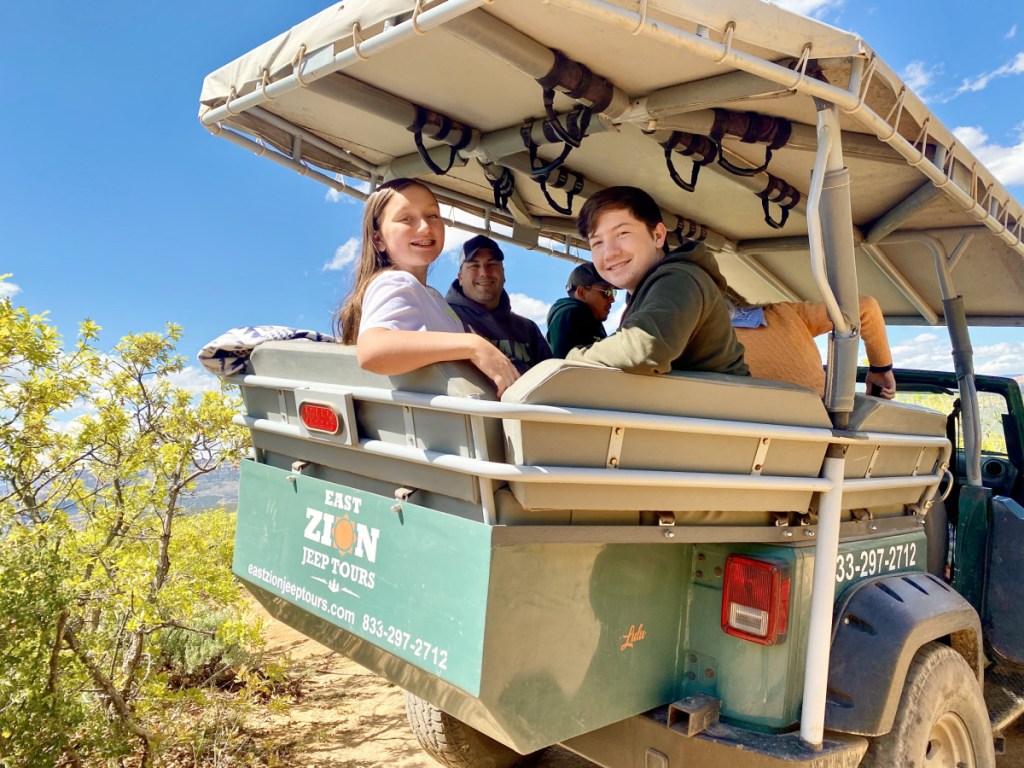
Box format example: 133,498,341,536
236,342,948,528
500,360,833,516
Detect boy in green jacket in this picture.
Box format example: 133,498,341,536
567,186,749,376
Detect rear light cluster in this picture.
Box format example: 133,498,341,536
721,555,790,646
299,401,342,435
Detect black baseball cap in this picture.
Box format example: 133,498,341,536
566,262,612,292
459,234,505,266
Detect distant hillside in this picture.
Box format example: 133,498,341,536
183,463,239,512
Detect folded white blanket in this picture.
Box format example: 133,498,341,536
197,325,334,376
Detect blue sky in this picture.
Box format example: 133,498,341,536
2,0,1023,392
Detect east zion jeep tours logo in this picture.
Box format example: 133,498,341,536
302,489,381,592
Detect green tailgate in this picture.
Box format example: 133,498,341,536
234,459,492,694
234,459,691,752
235,460,929,751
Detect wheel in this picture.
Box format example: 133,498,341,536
860,642,994,768
404,691,544,768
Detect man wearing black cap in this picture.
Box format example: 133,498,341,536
446,234,552,374
545,262,616,357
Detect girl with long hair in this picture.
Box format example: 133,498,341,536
334,178,520,395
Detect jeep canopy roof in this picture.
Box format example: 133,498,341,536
199,0,1024,327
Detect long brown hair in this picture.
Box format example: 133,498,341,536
334,178,435,344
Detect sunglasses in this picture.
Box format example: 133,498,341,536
590,286,616,299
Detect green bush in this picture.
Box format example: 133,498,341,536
0,278,278,767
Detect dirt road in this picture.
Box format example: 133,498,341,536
256,607,596,768
257,606,1024,767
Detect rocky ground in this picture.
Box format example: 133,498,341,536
253,603,1024,767
252,604,595,767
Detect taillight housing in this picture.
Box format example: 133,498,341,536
299,401,341,435
721,555,790,646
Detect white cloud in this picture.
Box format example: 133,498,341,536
1008,24,1018,40
438,206,505,263
51,403,97,435
954,52,1024,96
769,0,842,18
901,61,940,98
891,332,953,371
323,238,361,272
509,293,551,326
0,280,21,300
164,366,224,396
953,125,1024,187
973,341,1024,375
887,333,1024,376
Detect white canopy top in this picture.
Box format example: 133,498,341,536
199,0,1024,326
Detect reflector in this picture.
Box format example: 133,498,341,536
299,401,341,435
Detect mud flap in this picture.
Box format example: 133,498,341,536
825,572,982,736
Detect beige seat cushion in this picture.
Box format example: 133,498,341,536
842,394,949,511
243,341,502,507
500,360,832,514
249,339,496,398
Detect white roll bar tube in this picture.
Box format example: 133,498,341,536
812,101,861,421
880,231,983,487
806,105,848,338
801,101,858,747
800,452,847,748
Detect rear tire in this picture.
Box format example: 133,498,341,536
404,691,544,768
860,642,994,768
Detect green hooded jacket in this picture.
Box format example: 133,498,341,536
567,243,749,376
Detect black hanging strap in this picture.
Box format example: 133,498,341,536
519,48,611,212
409,106,473,176
520,118,575,177
518,49,606,178
660,131,718,192
482,164,516,211
538,166,585,216
670,219,708,247
710,108,793,177
537,50,615,115
541,89,594,149
757,175,801,229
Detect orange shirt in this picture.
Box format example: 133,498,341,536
735,295,893,395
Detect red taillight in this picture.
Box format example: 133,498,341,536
721,555,790,646
299,401,341,435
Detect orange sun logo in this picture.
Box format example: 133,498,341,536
332,515,356,556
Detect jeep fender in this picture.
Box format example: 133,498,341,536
824,571,982,736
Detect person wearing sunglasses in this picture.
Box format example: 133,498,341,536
546,261,617,357
566,186,748,377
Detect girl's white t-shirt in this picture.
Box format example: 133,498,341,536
358,270,465,337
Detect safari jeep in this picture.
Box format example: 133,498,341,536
197,0,1024,765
